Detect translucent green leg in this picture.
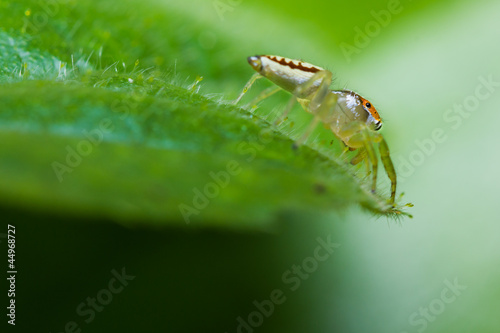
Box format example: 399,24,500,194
349,148,370,179
338,122,397,204
274,95,297,126
233,73,261,104
244,85,281,110
296,70,333,103
294,92,339,148
361,130,379,195
339,123,380,194
294,115,322,148
350,148,366,166
291,70,336,147
377,136,397,204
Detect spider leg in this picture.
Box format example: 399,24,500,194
351,148,372,176
244,85,282,110
341,123,397,204
294,93,340,148
350,148,366,166
376,134,397,204
274,94,297,126
297,70,333,110
337,122,380,197
293,114,322,148
233,73,262,104
349,148,370,178
291,70,336,147
360,130,379,196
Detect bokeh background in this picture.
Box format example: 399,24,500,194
1,0,500,332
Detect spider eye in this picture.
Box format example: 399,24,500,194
365,102,371,108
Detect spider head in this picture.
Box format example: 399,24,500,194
359,96,382,131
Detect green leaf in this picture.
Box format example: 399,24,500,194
0,0,411,230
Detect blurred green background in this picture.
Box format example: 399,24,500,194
1,0,500,332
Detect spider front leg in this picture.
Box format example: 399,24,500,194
349,148,371,176
377,134,397,204
339,122,397,204
360,128,380,197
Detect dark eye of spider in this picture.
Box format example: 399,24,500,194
365,102,371,108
